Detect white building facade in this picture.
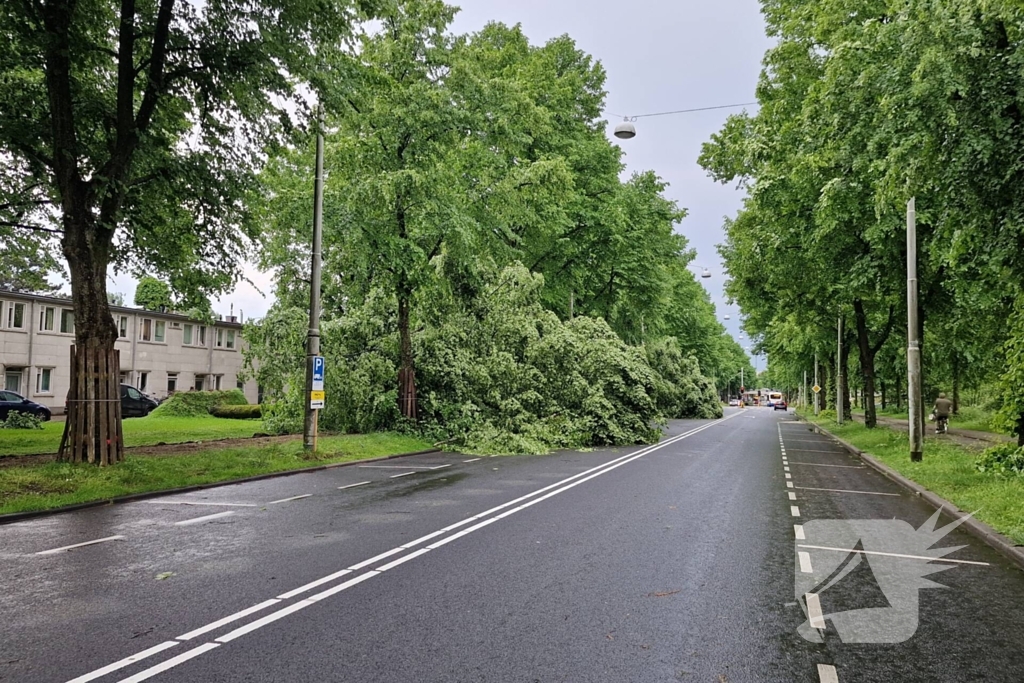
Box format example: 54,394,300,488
0,290,258,412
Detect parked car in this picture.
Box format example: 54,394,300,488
0,391,52,421
774,400,788,411
64,384,159,418
728,398,741,407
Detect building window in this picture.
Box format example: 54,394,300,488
216,329,224,348
60,309,75,334
35,368,52,394
120,372,129,384
194,374,206,391
138,372,149,393
7,302,25,329
226,330,236,349
39,306,55,331
167,373,178,393
118,315,129,338
5,370,23,393
183,324,193,345
154,320,166,343
140,318,152,341
214,375,223,391
197,325,206,346
237,379,245,390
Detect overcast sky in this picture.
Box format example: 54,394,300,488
108,0,773,361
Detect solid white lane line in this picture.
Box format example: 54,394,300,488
818,664,840,683
787,462,865,469
144,501,257,507
114,643,220,683
390,471,417,478
306,571,380,602
788,492,797,500
798,544,990,566
358,465,438,470
65,641,179,683
463,458,482,463
799,551,813,573
214,601,314,643
36,535,125,555
174,511,235,526
267,494,312,504
176,599,281,640
791,506,801,517
376,547,431,571
787,482,794,488
338,481,370,490
80,414,744,683
806,593,826,629
794,524,805,540
277,570,352,600
429,464,452,470
794,486,899,497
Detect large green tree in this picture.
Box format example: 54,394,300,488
1,0,372,462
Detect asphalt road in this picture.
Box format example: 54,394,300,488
2,408,1023,683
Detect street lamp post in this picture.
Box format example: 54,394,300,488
303,107,325,452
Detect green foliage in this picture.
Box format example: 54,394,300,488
133,277,173,311
209,405,263,420
150,390,249,418
997,296,1024,442
0,412,43,430
646,338,723,420
976,443,1024,478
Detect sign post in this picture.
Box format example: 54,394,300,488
309,356,325,452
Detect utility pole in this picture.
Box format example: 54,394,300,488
837,316,844,426
803,370,808,410
907,198,924,462
303,106,325,452
814,352,820,416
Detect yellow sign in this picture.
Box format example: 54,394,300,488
310,391,325,401
812,385,822,394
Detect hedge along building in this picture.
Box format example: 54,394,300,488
0,289,258,413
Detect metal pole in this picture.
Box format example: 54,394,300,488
837,316,844,426
303,106,325,452
814,352,820,416
803,370,808,410
569,291,574,319
907,198,923,462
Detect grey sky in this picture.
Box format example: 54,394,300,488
108,0,773,363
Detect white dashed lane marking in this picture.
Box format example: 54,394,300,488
267,494,312,505
174,512,235,526
794,524,805,540
35,535,125,556
798,551,813,573
338,482,370,490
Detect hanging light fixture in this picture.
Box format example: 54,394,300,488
614,117,637,139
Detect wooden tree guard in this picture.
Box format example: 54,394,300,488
58,345,124,465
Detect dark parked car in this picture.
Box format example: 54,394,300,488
774,400,788,411
64,384,159,418
0,391,52,421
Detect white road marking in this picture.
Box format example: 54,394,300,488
794,486,898,497
75,413,745,682
463,458,482,463
786,439,840,444
798,551,813,573
267,494,312,504
145,501,257,507
65,641,178,683
390,471,417,478
213,601,314,643
818,663,840,683
429,464,451,470
787,482,794,488
376,547,431,571
806,593,826,629
338,481,370,490
784,467,790,472
174,511,235,526
785,473,792,479
794,524,805,540
114,643,220,683
358,465,439,470
277,570,352,599
798,544,990,566
788,492,797,500
786,449,848,454
36,535,124,555
788,462,865,469
791,506,801,517
176,599,281,640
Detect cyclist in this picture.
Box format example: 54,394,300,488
933,392,953,434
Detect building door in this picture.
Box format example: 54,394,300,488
194,374,206,391
5,370,22,393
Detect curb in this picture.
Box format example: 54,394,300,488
799,419,1024,572
0,448,442,526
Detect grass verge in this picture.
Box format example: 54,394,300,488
800,412,1024,546
0,415,266,457
0,432,432,515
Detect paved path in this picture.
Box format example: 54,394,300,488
851,412,1013,450
2,408,1023,682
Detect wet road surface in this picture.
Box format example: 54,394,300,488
2,408,1023,682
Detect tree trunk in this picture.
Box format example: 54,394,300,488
1018,414,1024,449
952,352,961,415
881,381,887,411
840,336,852,422
58,234,123,464
397,291,416,420
853,300,879,428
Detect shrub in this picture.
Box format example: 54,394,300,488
209,404,263,419
0,411,44,430
976,443,1024,477
150,390,249,417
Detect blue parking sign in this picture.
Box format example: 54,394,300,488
312,356,325,391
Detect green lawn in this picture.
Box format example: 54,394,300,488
0,415,266,457
854,405,1010,436
0,432,433,515
801,412,1024,545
